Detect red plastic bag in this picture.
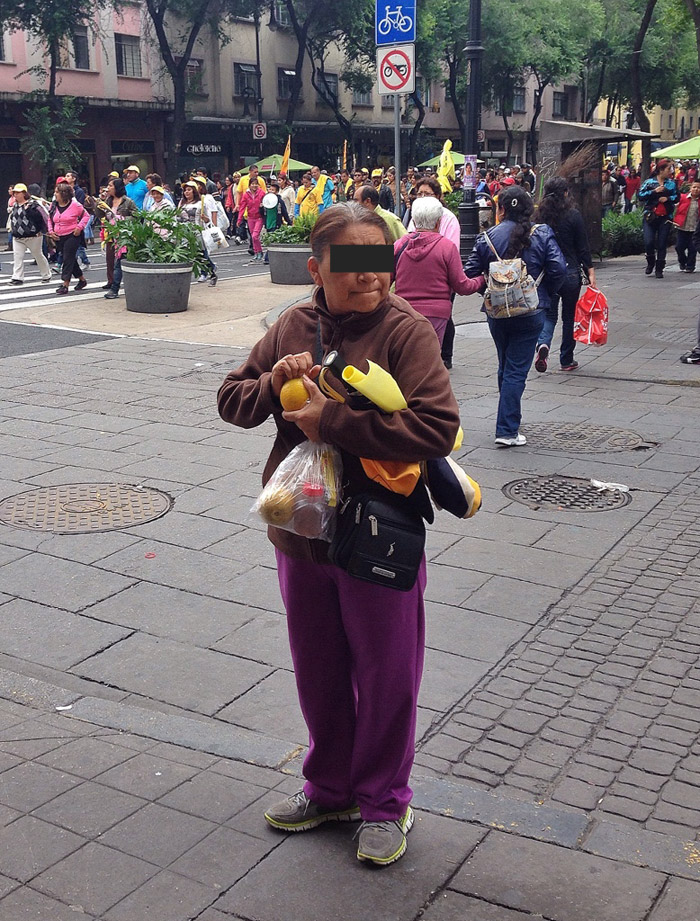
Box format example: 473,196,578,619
574,285,608,346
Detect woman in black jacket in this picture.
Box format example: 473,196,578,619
534,177,595,372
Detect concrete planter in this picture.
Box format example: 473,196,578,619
122,261,193,313
266,244,313,285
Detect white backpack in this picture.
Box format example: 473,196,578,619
483,225,544,319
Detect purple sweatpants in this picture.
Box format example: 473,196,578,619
276,549,426,822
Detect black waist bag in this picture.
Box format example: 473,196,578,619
328,492,426,592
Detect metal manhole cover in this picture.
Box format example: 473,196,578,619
524,422,648,453
503,476,632,512
0,484,173,534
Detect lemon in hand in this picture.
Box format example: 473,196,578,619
280,377,309,412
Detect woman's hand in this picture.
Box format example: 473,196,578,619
587,267,596,287
270,352,319,397
49,232,59,241
73,228,82,236
281,374,326,442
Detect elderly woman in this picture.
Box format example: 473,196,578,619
218,202,460,867
8,183,51,284
393,197,484,347
47,181,90,295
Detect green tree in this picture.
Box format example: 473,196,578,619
0,0,115,190
143,0,253,182
520,0,605,163
20,97,84,192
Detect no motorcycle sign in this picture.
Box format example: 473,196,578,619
376,43,415,95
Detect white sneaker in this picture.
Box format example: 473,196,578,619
495,433,527,447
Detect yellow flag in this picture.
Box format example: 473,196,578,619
280,135,291,175
437,139,455,195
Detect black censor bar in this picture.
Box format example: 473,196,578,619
330,245,395,273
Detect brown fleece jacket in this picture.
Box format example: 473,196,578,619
217,287,460,562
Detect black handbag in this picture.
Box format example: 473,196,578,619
328,492,426,592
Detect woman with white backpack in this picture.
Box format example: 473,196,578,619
465,186,566,447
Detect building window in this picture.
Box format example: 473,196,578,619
668,114,674,130
273,1,291,26
278,67,296,100
513,86,526,113
381,94,395,109
73,26,90,70
234,63,257,97
414,76,431,108
352,87,373,107
0,34,5,62
115,34,142,78
552,91,568,118
316,72,338,106
690,116,694,132
185,57,204,94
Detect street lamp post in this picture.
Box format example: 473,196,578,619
254,3,264,154
458,0,484,261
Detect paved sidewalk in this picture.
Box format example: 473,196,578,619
0,255,698,919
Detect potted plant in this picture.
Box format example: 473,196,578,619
262,213,317,285
102,208,209,313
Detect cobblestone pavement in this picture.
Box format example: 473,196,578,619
416,472,700,843
0,254,699,919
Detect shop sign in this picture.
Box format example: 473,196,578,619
111,140,156,155
186,144,223,155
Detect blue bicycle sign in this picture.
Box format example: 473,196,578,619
375,1,416,45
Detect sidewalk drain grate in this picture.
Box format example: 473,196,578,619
503,475,632,512
0,484,173,534
523,422,646,453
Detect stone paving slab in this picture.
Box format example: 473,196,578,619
213,812,486,921
450,831,666,921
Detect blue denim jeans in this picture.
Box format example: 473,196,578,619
643,216,671,271
111,256,123,293
539,271,581,367
487,310,545,438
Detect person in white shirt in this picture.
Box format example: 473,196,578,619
278,173,296,220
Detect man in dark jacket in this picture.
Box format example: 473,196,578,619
9,183,51,284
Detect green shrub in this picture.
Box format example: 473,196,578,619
602,210,644,257
102,207,210,274
444,190,462,217
262,213,317,245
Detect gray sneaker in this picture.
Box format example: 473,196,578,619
264,790,361,832
356,806,414,866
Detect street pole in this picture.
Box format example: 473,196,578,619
394,95,402,216
458,0,484,261
254,4,264,156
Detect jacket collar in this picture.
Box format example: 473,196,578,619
312,285,393,331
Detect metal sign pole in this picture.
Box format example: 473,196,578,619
394,96,401,216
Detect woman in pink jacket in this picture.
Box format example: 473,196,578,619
48,181,90,295
393,197,484,347
237,175,266,263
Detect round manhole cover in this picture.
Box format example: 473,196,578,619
503,476,632,512
524,422,647,453
0,484,173,534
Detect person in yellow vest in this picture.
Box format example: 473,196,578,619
310,166,334,212
295,172,321,220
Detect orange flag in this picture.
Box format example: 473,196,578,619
343,139,347,170
280,135,291,175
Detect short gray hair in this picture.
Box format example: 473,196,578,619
411,197,443,230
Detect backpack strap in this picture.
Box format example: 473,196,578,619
483,229,501,260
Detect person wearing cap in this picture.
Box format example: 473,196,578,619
196,167,217,196
8,183,52,285
372,169,394,212
124,166,148,209
192,176,221,229
178,181,218,284
143,173,174,211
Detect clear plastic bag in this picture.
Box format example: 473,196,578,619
253,441,342,541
